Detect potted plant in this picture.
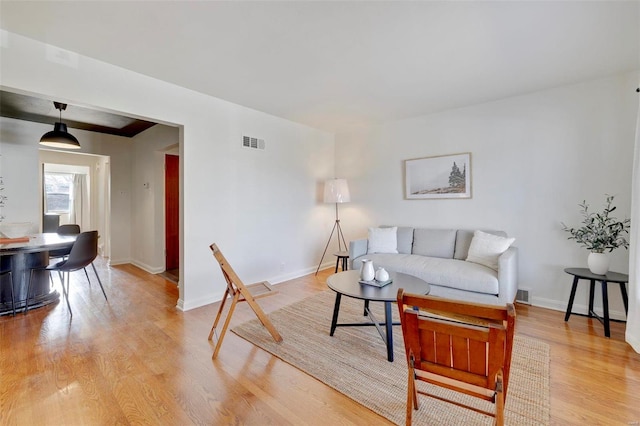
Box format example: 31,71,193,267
561,194,630,275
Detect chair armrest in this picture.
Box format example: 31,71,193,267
497,247,518,304
349,239,368,269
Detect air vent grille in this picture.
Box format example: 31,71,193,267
242,135,265,150
515,288,530,304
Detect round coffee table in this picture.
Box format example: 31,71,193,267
326,269,430,362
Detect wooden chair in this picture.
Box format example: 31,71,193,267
397,289,516,426
208,243,282,359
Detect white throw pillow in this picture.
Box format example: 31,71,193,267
466,230,515,271
367,227,398,254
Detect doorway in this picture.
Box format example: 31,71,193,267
39,151,110,258
164,154,179,282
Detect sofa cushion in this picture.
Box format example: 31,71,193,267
367,227,398,254
466,230,515,271
352,253,499,295
412,228,456,259
454,229,508,260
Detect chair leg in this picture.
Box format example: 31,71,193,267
61,271,73,316
90,262,107,301
495,370,505,426
406,368,415,426
212,291,241,359
83,267,91,285
208,287,231,340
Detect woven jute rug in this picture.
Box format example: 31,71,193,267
232,290,550,425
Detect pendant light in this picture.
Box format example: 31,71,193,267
39,102,81,149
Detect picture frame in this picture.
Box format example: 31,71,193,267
404,152,471,200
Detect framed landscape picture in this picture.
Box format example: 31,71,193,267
404,152,471,199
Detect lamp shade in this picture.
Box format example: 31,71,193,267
324,178,350,203
39,122,81,149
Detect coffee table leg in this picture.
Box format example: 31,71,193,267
330,293,342,336
363,299,369,316
601,281,610,338
564,276,579,321
384,301,393,362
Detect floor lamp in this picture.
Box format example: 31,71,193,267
315,178,350,275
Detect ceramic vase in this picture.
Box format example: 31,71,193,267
375,267,389,282
360,259,375,281
587,252,610,275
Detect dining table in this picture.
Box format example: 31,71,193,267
0,233,76,315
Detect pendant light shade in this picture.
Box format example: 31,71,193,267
39,102,81,149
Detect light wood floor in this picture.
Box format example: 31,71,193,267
1,258,639,425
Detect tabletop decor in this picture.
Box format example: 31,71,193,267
561,194,630,275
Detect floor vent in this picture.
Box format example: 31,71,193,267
516,288,530,305
242,135,265,150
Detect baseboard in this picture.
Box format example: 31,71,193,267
130,260,165,275
531,296,627,321
177,261,335,311
270,261,334,285
108,258,130,266
179,290,225,311
625,332,640,352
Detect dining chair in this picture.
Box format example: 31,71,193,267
26,230,106,316
397,289,516,426
48,224,81,261
1,256,16,316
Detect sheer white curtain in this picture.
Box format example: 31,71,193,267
69,173,90,231
625,89,640,352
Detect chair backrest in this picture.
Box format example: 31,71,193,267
57,224,81,235
59,231,99,272
397,289,516,401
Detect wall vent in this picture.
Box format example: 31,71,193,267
515,288,530,305
242,135,265,150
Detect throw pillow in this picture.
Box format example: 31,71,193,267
466,230,515,271
367,227,398,254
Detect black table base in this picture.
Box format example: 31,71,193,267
330,293,398,362
0,252,59,315
564,268,629,338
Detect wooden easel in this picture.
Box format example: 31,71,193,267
208,243,282,359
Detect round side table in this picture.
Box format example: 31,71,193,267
563,267,628,338
333,251,349,273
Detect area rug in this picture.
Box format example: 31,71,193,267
232,290,550,425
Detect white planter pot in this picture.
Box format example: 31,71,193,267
587,252,610,275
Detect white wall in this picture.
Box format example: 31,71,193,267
336,72,639,319
0,117,41,232
0,31,335,310
130,124,179,273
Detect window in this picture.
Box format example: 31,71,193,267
44,172,73,213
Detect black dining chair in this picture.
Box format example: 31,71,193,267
1,256,16,316
26,230,106,316
48,224,81,261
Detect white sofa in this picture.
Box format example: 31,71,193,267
349,227,518,306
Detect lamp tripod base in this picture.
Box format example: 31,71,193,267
315,219,347,275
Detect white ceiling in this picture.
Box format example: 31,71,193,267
1,1,638,133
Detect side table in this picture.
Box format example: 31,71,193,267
333,251,349,273
564,267,629,337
